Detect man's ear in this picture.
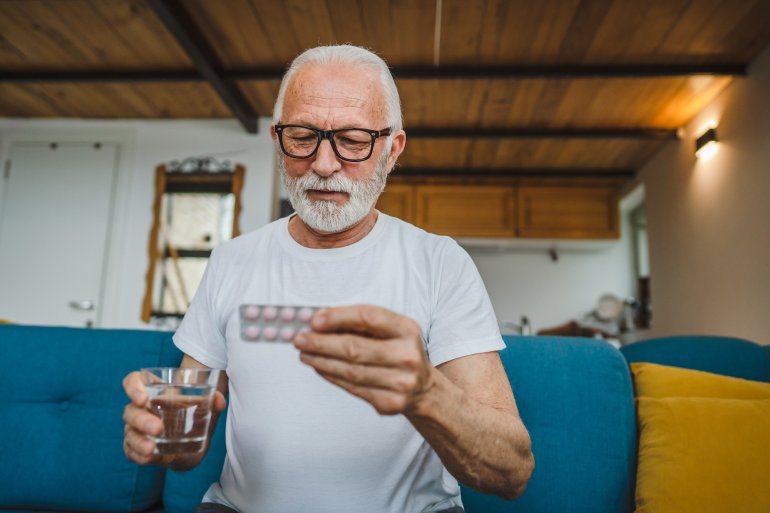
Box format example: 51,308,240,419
270,124,278,142
387,130,406,174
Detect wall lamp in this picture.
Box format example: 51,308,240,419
695,127,718,160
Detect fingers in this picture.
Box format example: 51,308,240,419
123,402,163,437
296,307,432,414
311,305,420,339
299,347,435,416
294,331,417,368
319,372,414,416
299,352,419,393
122,371,148,407
123,405,161,465
122,370,163,465
123,425,158,464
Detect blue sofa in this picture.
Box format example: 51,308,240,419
1,325,767,513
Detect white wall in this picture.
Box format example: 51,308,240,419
0,118,276,329
464,211,636,335
637,46,770,345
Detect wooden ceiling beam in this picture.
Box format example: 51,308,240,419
407,127,677,140
147,0,258,133
394,168,636,180
390,63,747,79
1,63,747,85
229,63,747,80
0,70,202,84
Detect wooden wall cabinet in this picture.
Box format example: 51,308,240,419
517,184,619,239
414,185,516,238
376,183,415,223
377,179,620,240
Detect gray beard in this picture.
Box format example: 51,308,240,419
279,148,391,233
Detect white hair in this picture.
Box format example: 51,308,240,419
272,44,403,132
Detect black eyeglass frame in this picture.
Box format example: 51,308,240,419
274,124,392,162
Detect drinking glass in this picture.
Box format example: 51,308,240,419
140,367,221,455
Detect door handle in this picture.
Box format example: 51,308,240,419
69,300,95,311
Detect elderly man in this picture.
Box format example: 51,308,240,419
123,44,533,513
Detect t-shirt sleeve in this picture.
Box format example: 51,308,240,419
427,240,505,366
172,246,228,369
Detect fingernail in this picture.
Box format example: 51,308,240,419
294,333,307,347
313,310,326,328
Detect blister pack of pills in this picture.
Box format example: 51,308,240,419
239,305,319,343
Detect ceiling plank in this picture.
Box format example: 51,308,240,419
556,0,615,62
0,82,230,118
397,76,733,129
586,0,691,60
87,0,194,68
147,0,258,132
0,0,192,70
183,0,275,69
401,138,665,169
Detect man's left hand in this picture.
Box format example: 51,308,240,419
293,304,435,415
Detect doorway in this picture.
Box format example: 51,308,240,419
0,141,120,327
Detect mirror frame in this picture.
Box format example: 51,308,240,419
140,163,244,323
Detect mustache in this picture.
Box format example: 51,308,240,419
296,174,354,194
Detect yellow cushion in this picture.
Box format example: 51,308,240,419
630,362,770,399
635,397,770,513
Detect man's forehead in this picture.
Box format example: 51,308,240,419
282,64,384,117
297,92,368,109
290,70,374,99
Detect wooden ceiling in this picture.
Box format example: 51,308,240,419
2,0,770,180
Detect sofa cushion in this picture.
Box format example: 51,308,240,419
0,325,182,512
460,336,637,513
635,396,770,513
630,362,770,399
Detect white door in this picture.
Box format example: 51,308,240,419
0,141,119,327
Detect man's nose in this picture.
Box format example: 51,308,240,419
311,138,342,177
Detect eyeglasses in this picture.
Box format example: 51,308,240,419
275,124,392,162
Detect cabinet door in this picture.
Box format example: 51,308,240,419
517,185,619,239
415,185,516,237
376,183,415,222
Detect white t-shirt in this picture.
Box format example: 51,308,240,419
173,212,504,513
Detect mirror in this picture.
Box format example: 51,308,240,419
141,158,244,325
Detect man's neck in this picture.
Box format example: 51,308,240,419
288,209,379,249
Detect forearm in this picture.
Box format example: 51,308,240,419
406,369,534,499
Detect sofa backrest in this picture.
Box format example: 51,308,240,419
0,325,179,512
0,324,229,513
461,335,637,513
620,335,770,382
1,326,638,513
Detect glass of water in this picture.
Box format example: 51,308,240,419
140,367,221,455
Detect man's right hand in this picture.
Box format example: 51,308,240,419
122,370,168,465
121,359,227,468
